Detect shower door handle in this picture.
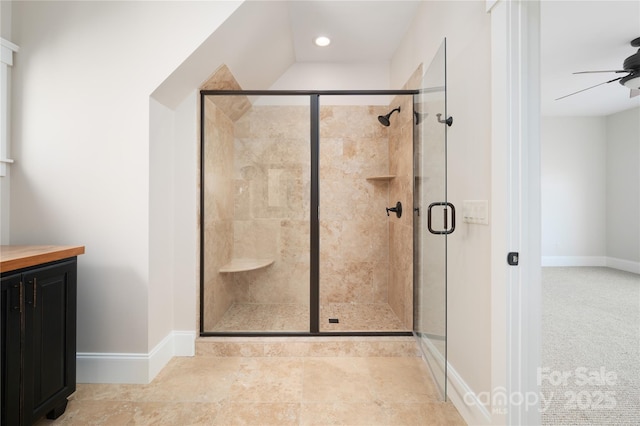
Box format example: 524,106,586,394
427,202,455,235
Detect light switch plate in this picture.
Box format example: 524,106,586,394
462,200,489,225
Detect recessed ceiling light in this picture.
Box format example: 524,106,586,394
314,36,331,47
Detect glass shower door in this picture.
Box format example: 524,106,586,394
317,94,413,333
201,94,310,333
413,39,451,399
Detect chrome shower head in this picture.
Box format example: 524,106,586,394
378,106,401,127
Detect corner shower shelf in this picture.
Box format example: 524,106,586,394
366,175,396,181
219,258,275,273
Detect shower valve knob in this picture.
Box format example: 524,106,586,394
386,201,403,218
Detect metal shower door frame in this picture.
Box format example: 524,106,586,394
199,89,417,337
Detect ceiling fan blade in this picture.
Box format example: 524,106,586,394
573,70,627,74
556,76,624,101
631,89,640,98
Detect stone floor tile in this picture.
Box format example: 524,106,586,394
228,357,304,402
302,358,375,402
299,402,390,426
213,402,301,425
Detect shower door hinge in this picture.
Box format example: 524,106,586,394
507,252,519,266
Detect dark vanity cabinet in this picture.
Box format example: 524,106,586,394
1,246,83,425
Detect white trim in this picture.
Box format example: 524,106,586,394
490,0,541,424
76,352,151,384
541,256,607,267
447,362,493,426
606,257,640,274
540,256,640,274
147,333,175,381
485,0,499,13
419,337,492,425
77,330,196,384
173,330,197,356
489,1,509,423
1,38,17,177
1,39,19,67
0,38,19,52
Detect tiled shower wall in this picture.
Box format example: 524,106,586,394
203,97,235,330
388,95,416,330
319,105,391,306
388,67,422,330
231,106,311,306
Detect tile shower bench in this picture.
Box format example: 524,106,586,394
219,258,275,273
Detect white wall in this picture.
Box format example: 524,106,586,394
392,1,493,423
10,1,241,366
0,1,10,39
606,106,640,270
149,98,176,349
262,62,392,106
541,117,607,264
540,109,640,273
171,91,199,332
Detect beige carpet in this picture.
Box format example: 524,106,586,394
542,267,640,425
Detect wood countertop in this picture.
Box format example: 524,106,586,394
1,245,85,273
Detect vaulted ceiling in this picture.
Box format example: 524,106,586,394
155,1,639,117
287,1,420,63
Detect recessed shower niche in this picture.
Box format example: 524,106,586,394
200,75,420,335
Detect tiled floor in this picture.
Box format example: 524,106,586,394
35,343,465,425
210,304,309,332
320,304,407,332
210,303,408,332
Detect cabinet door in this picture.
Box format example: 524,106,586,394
23,260,77,423
1,273,23,426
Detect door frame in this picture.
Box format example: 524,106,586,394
489,0,541,424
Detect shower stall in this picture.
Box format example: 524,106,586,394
200,89,417,335
199,47,448,399
199,41,450,398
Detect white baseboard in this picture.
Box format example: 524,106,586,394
148,333,176,381
416,335,492,425
447,362,493,426
77,330,196,384
606,257,640,274
541,256,640,274
541,256,607,267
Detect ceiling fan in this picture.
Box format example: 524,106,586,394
557,37,640,100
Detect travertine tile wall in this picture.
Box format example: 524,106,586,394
319,105,392,306
388,67,423,330
232,106,311,306
203,97,235,330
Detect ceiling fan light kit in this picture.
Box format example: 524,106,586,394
621,73,640,90
558,36,640,100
